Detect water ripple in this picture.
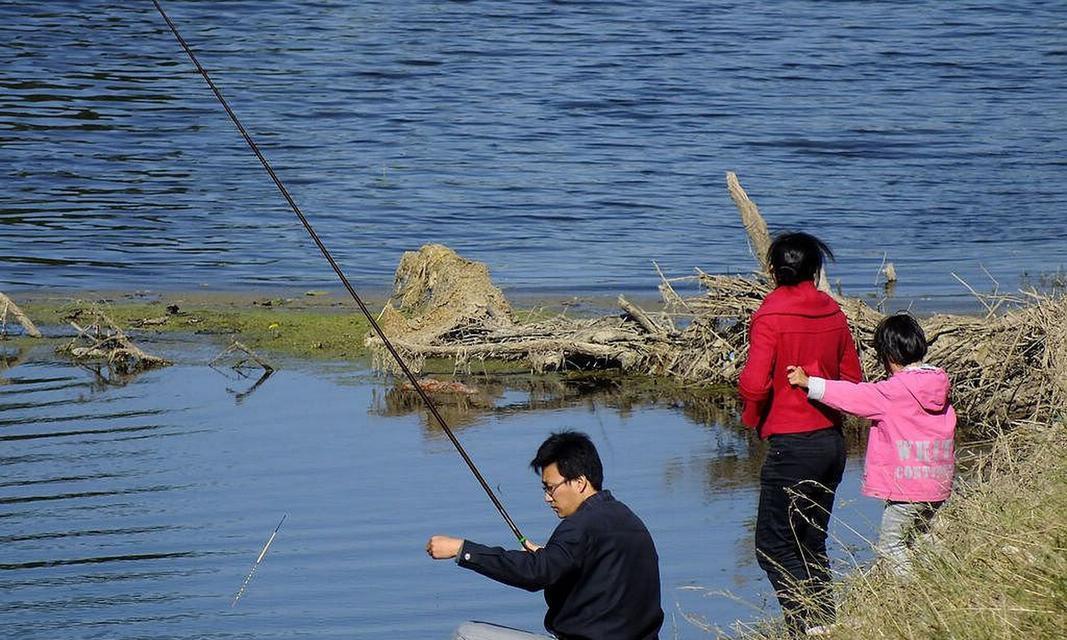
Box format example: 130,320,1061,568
0,0,1062,301
0,550,202,572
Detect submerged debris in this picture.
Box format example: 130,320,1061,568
56,305,171,374
210,340,275,372
209,341,274,403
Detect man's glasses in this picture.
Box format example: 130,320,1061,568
542,478,571,498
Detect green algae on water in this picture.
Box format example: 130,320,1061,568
23,297,373,361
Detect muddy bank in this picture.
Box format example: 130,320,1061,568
5,287,642,360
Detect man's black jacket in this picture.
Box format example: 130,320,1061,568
457,490,662,640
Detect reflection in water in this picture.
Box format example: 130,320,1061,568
77,362,141,390
210,366,275,405
374,374,747,430
374,372,869,497
0,345,27,385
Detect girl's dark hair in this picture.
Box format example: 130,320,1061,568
767,232,834,286
873,313,928,369
530,430,603,490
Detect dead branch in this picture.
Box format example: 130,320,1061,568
0,292,42,338
725,173,832,294
618,295,669,339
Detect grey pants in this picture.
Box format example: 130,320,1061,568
453,621,554,640
876,500,942,575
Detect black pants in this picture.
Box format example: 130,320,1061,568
755,427,846,635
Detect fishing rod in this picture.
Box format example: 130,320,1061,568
151,0,528,546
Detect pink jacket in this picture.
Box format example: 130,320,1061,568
808,365,956,502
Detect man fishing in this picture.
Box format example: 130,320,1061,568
427,430,663,640
148,11,661,638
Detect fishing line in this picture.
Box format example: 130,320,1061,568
151,0,526,545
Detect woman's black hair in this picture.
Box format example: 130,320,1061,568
530,430,604,490
766,232,834,286
873,313,928,370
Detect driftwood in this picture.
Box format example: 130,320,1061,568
726,171,771,276
207,341,274,404
367,174,1065,435
56,306,171,374
726,171,831,293
369,302,660,376
0,292,42,338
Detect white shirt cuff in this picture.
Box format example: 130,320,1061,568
808,376,826,401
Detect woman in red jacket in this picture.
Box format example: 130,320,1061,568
738,232,862,636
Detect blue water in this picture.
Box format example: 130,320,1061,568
1,1,1065,305
0,345,883,639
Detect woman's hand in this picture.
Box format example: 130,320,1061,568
786,365,810,388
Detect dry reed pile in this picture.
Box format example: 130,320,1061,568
367,243,674,375
367,173,1065,435
924,294,1067,435
667,271,1066,436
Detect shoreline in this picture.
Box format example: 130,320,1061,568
5,282,1000,316
0,285,1031,368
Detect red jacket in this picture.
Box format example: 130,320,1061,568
738,281,862,437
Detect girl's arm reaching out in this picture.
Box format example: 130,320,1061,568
787,365,889,420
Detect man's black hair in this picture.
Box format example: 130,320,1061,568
766,232,835,286
873,313,928,370
530,430,604,491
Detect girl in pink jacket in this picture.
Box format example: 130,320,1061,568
787,313,956,575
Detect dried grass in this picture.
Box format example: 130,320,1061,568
924,292,1067,435
366,244,674,376
721,417,1067,640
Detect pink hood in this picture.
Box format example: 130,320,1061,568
898,365,951,413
